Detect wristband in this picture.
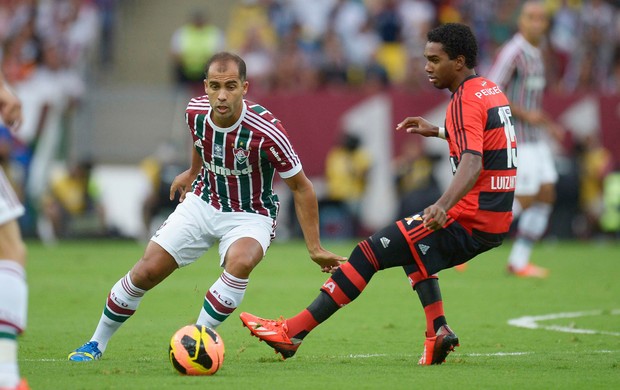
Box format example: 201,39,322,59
437,127,446,139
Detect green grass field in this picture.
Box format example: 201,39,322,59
21,238,620,389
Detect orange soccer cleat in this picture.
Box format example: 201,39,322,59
0,378,29,390
507,263,549,278
418,324,460,365
240,312,301,359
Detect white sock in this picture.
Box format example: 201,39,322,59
0,261,27,387
197,271,248,328
91,273,146,353
508,203,552,269
0,339,19,388
512,198,523,219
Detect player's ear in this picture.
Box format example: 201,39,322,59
242,80,249,95
454,55,466,71
203,79,208,93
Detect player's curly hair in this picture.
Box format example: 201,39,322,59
427,23,478,69
204,52,247,81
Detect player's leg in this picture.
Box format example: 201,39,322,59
241,223,415,358
400,215,480,364
69,193,210,361
68,242,178,361
508,142,557,277
196,213,274,329
0,168,28,388
0,220,27,389
403,267,446,336
196,238,262,328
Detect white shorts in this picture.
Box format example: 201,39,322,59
151,192,276,267
515,141,558,196
0,168,24,225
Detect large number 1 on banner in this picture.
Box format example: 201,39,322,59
498,106,517,168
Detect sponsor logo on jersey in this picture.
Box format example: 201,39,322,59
270,146,282,162
380,237,390,248
233,147,250,164
204,160,253,176
474,85,502,99
194,139,203,149
418,243,430,255
214,144,224,159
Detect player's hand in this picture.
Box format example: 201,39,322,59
309,248,347,274
547,122,565,143
396,116,437,137
0,84,22,131
169,170,194,202
422,204,447,231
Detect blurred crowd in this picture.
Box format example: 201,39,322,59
1,0,619,241
172,0,620,95
0,0,116,240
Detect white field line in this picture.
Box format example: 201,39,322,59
508,309,620,336
25,350,618,362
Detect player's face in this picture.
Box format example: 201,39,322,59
204,60,249,128
519,2,548,46
423,42,460,92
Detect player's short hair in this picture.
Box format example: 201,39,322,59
204,52,247,82
427,23,478,69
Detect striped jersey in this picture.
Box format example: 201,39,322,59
445,75,517,245
487,33,545,144
185,97,302,219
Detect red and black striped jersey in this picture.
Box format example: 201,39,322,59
445,75,517,245
186,97,302,219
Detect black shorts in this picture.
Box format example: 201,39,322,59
368,212,498,282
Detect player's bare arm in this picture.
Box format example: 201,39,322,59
0,75,22,130
423,152,482,230
396,116,442,138
514,106,564,143
283,171,347,272
169,148,203,202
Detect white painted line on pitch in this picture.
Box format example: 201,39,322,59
458,352,531,357
343,351,533,359
508,309,620,336
25,350,618,362
347,353,388,358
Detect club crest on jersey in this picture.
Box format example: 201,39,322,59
233,147,250,164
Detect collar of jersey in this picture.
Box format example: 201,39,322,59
207,100,247,133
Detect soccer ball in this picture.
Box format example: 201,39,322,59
169,324,225,375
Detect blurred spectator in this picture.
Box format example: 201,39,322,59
323,132,371,236
398,0,436,55
140,142,185,239
562,0,616,92
547,0,580,88
170,10,224,93
94,0,118,68
393,139,441,219
287,0,336,44
318,29,349,89
574,134,614,238
238,27,275,94
21,40,85,211
39,160,106,242
264,0,298,40
48,0,101,78
227,0,277,54
600,171,620,234
271,23,319,93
